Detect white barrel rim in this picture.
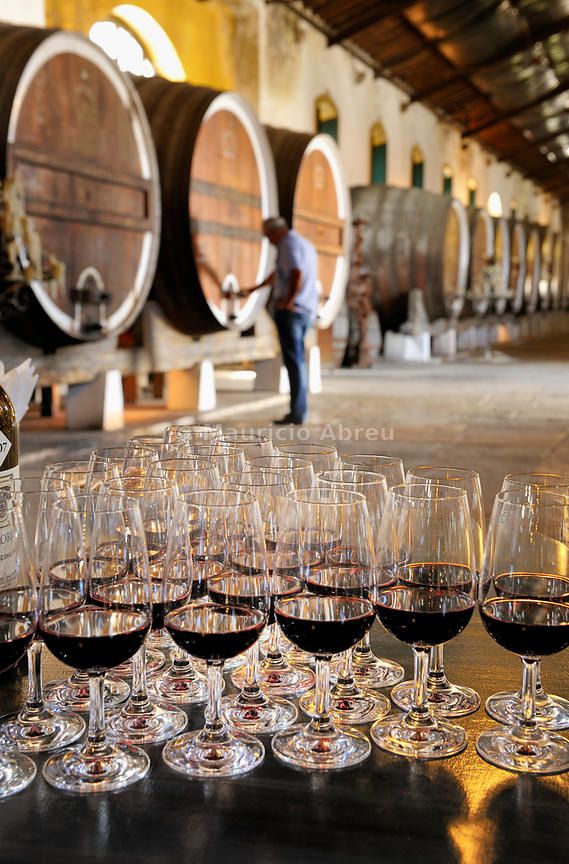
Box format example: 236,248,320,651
493,216,511,316
7,30,161,340
300,133,351,330
445,198,470,318
511,221,527,314
198,91,278,332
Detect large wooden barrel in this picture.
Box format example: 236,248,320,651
468,209,494,317
549,233,563,310
523,225,542,313
350,185,469,333
265,128,351,329
539,228,560,310
0,24,160,349
136,77,277,335
492,216,511,315
509,220,526,314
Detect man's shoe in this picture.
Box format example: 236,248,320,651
274,415,304,425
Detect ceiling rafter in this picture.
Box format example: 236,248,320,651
462,77,569,138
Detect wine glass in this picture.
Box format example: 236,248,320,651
152,456,220,494
41,493,152,793
389,466,484,717
89,446,159,482
147,494,211,706
272,593,376,770
43,460,112,494
191,443,247,476
370,484,476,759
485,473,569,730
342,454,405,488
164,423,221,448
219,432,273,459
41,484,130,711
477,489,569,773
294,487,391,725
162,489,268,778
247,455,315,489
275,443,338,473
127,434,184,461
213,476,299,733
318,469,405,689
0,479,86,752
0,499,38,797
100,477,188,745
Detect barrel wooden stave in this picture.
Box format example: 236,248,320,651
0,24,160,349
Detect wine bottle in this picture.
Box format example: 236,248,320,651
0,383,19,490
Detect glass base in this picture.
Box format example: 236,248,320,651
107,699,188,745
163,728,264,778
300,684,391,725
476,725,569,775
113,648,165,679
0,752,37,798
44,675,130,712
391,678,480,718
0,707,85,753
43,741,150,793
352,654,405,690
230,659,315,697
272,723,371,771
148,667,210,705
486,690,569,731
370,714,467,759
223,692,297,734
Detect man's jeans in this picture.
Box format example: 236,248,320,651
274,309,311,422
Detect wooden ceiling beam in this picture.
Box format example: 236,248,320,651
462,78,569,138
328,2,415,45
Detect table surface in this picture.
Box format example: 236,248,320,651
0,617,567,864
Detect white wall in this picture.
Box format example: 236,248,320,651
0,1,44,25
256,1,561,231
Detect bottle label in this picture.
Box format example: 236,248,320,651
0,466,20,589
0,431,12,470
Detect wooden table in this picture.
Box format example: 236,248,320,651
0,617,567,864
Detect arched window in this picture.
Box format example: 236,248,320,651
411,145,424,189
315,93,338,141
442,164,452,195
467,178,477,208
89,5,185,80
370,122,387,185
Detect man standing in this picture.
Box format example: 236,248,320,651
244,217,318,425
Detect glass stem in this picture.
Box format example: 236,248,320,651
203,661,225,737
519,657,538,732
24,641,45,715
171,646,195,677
353,633,372,661
309,657,334,735
534,660,546,703
406,647,434,727
427,645,449,690
267,623,280,659
128,646,150,711
239,642,265,704
84,673,109,756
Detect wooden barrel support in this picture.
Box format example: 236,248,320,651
0,25,160,348
136,77,277,335
350,186,469,334
265,128,351,330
